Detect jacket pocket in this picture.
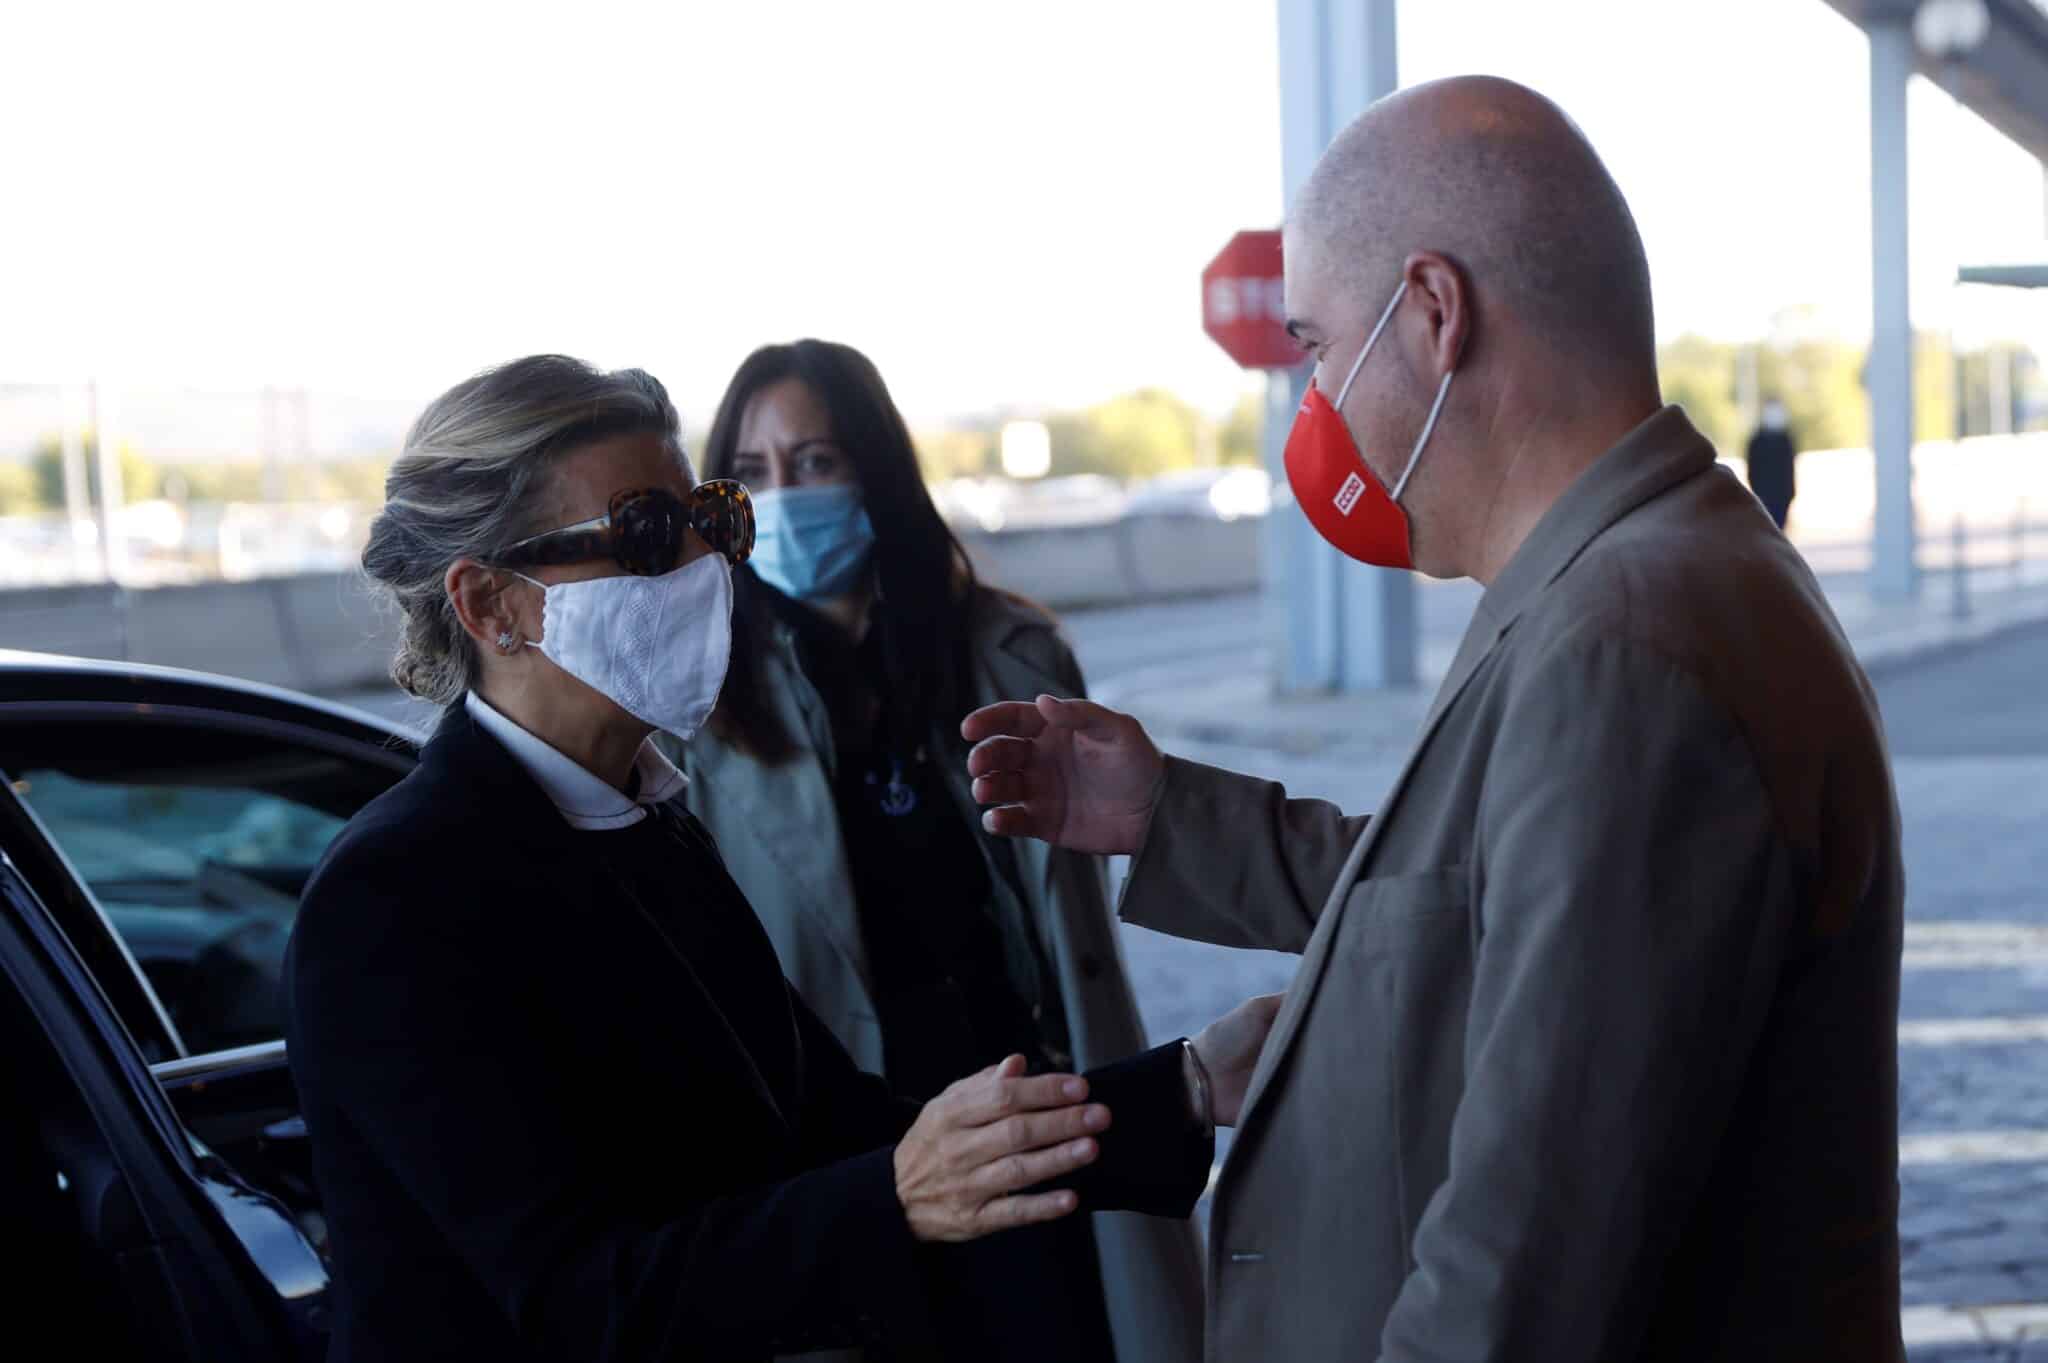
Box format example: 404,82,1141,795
1334,866,1474,1258
1339,866,1471,953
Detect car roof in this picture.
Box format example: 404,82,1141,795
0,649,423,753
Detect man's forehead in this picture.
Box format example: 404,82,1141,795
1281,221,1338,327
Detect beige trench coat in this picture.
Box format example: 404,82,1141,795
678,587,1204,1363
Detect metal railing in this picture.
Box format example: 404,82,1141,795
1794,502,2048,622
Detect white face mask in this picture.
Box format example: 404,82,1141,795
514,554,733,739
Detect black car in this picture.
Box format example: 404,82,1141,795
0,648,421,1360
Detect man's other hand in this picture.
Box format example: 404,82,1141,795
1193,993,1287,1127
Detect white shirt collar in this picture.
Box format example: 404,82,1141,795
464,691,688,831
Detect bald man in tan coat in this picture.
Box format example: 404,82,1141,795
966,78,1904,1363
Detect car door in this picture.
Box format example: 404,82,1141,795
0,677,417,1354
0,842,316,1360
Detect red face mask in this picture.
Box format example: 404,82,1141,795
1282,281,1455,570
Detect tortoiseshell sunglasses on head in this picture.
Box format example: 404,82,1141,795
493,480,755,577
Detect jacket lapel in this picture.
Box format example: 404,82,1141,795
1227,406,1719,1138
1231,603,1508,1130
418,704,581,847
685,638,877,1001
434,708,794,1133
619,806,795,1131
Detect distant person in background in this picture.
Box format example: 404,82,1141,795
1747,398,1797,530
678,339,1207,1363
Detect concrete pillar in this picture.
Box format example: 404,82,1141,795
1869,20,1919,600
1266,0,1413,693
1989,344,2015,436
1264,370,1318,687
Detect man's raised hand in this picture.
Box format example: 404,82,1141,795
962,694,1165,856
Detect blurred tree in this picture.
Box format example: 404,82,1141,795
319,457,394,503
0,461,39,515
154,460,265,503
1913,333,1955,445
284,458,390,502
29,433,160,508
1041,410,1109,477
1757,340,1867,451
1044,388,1207,479
144,457,392,504
1218,392,1264,467
914,428,995,482
1657,334,1743,453
1659,331,1986,455
1090,388,1205,477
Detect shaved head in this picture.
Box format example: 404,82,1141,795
1293,76,1655,370
1280,76,1667,583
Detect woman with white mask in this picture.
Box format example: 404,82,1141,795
682,341,1206,1363
284,355,1227,1363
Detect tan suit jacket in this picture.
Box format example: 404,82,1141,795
1122,407,1904,1362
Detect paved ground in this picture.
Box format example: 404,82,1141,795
1880,626,2048,1360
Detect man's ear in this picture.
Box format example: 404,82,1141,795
446,559,528,652
1403,251,1471,376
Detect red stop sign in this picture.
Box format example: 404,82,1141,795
1201,229,1298,370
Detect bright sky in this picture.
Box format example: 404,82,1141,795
2,0,2043,429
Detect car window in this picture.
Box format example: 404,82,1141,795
1,720,398,1057
17,772,347,887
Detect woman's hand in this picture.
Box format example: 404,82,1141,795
894,1055,1109,1243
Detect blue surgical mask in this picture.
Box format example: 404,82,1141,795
747,484,876,601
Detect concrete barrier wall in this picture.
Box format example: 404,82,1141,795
956,515,1264,607
0,582,131,659
12,424,2048,695
1,515,1268,692
0,572,406,693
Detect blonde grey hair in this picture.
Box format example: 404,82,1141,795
362,354,683,705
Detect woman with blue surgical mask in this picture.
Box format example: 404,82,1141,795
683,340,1203,1363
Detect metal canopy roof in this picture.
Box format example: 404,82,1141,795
1958,263,2048,286
1820,0,2048,161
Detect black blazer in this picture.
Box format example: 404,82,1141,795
284,707,1207,1363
